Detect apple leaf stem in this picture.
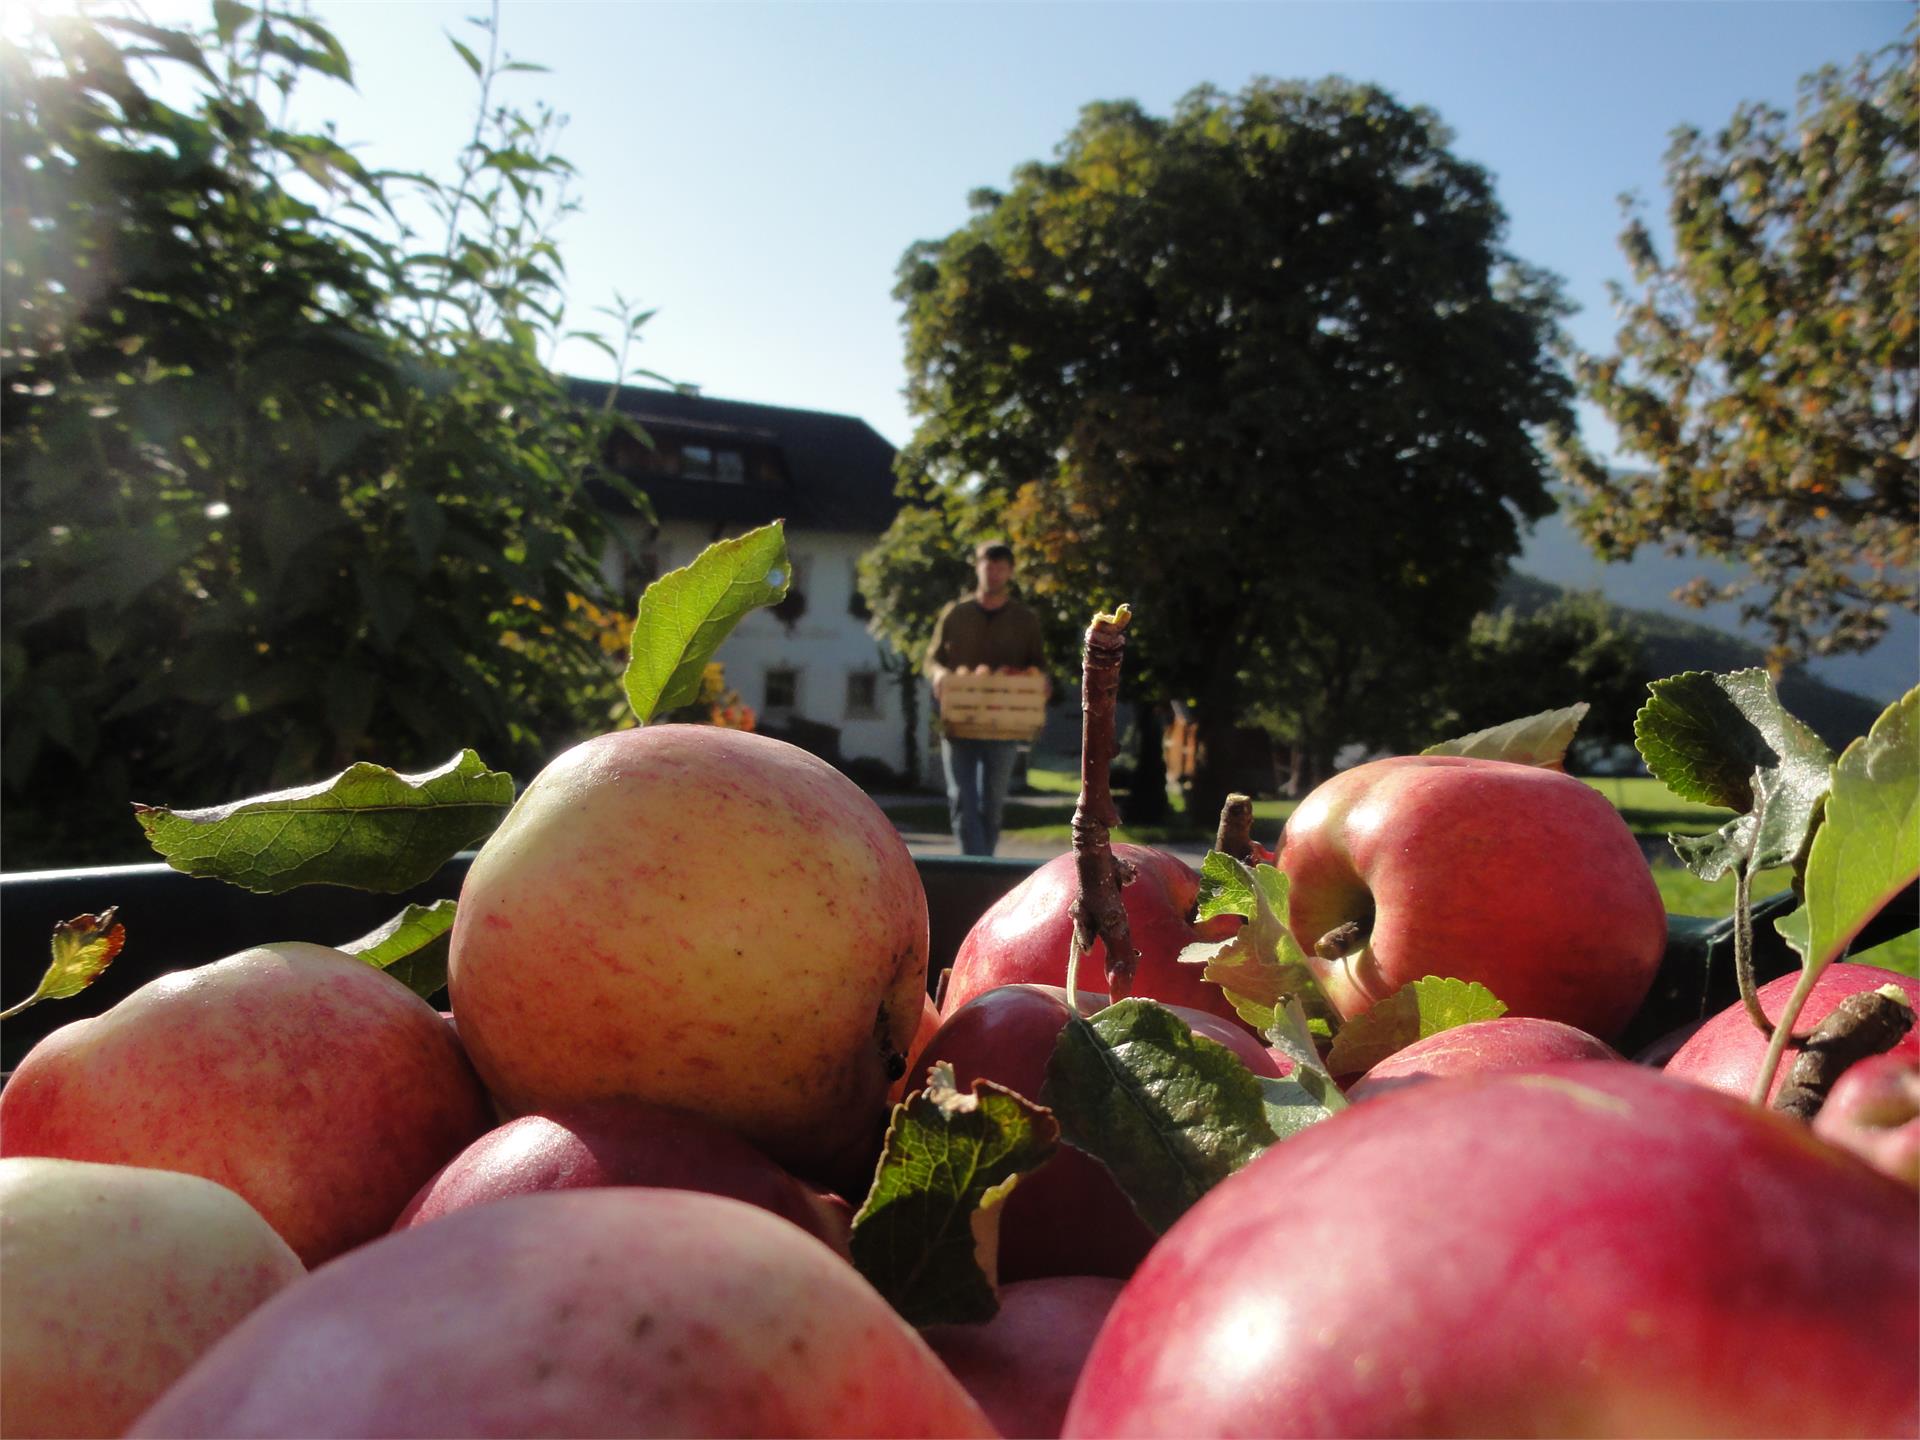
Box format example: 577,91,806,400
1771,986,1915,1120
1067,605,1139,1007
1732,867,1773,1039
1214,794,1255,861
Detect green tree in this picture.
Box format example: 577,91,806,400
891,79,1578,820
1430,589,1650,765
1558,31,1918,668
1,3,651,866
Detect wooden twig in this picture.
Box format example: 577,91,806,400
1066,605,1139,1005
1214,793,1255,861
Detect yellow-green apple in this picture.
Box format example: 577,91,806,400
1342,1016,1621,1101
1064,1064,1919,1438
1278,756,1665,1040
941,845,1241,1025
0,1158,304,1440
1663,963,1918,1104
130,1189,995,1439
921,1276,1125,1439
1812,1052,1919,1186
0,943,491,1265
913,983,1286,1281
393,1098,851,1255
447,726,928,1190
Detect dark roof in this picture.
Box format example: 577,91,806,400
568,379,903,534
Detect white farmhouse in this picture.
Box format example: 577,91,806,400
571,380,918,782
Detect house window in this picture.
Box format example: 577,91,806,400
765,667,799,712
847,559,871,620
845,671,880,720
679,444,745,482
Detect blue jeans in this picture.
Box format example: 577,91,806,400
941,737,1021,856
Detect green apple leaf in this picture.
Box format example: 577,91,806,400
1636,671,1832,881
1775,688,1920,976
1421,702,1589,769
0,910,126,1021
338,899,457,1002
624,521,791,724
1323,976,1509,1078
134,751,513,894
1262,995,1349,1113
1041,999,1325,1236
1636,670,1832,814
850,1063,1059,1328
1181,854,1336,1032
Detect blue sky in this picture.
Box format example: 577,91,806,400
247,0,1906,451
103,0,1920,696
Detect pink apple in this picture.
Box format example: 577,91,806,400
0,1158,305,1439
1064,1063,1919,1438
921,1276,1125,1439
942,845,1241,1025
1278,756,1666,1041
392,1099,851,1255
131,1190,995,1438
447,726,929,1192
1812,1052,1920,1186
912,982,1285,1282
0,943,491,1265
1343,1016,1622,1101
1663,962,1918,1105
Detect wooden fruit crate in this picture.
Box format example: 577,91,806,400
939,671,1047,741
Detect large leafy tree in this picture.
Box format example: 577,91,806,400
1,4,650,866
1558,31,1917,667
889,79,1578,817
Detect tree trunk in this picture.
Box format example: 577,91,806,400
1118,702,1170,825
892,656,922,790
1185,663,1242,834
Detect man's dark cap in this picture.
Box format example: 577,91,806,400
975,539,1015,562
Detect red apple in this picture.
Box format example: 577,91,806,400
130,1190,994,1438
447,725,929,1192
1343,1016,1621,1101
392,1099,852,1255
941,845,1240,1025
913,982,1285,1281
1278,756,1666,1040
0,943,491,1265
1663,962,1919,1105
1064,1063,1919,1438
0,1158,305,1439
1812,1052,1920,1186
888,992,944,1105
921,1276,1125,1439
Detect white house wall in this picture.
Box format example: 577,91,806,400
612,519,916,778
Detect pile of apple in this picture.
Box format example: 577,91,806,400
0,523,1914,1438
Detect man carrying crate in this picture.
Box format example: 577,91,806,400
923,540,1051,856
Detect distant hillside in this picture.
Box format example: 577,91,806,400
1495,573,1889,750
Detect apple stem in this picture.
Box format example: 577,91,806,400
1214,793,1255,861
1772,987,1915,1120
1068,605,1139,1008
